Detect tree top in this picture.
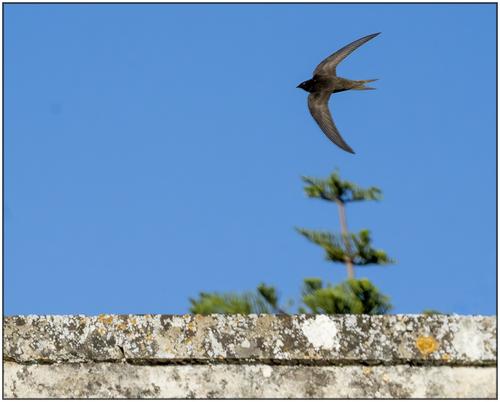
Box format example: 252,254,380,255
302,170,382,204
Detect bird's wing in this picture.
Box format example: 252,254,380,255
313,32,380,77
307,92,355,154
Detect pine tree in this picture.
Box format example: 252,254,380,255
188,170,395,315
299,277,392,314
297,170,393,279
189,283,288,314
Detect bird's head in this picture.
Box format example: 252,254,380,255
297,79,314,92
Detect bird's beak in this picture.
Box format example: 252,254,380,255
296,84,301,89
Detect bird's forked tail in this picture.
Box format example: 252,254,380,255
352,79,378,90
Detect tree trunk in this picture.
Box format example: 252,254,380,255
337,201,354,279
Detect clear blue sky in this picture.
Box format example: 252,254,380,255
5,4,496,315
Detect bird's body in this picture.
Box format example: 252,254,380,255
299,76,361,94
297,33,380,154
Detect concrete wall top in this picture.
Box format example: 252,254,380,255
4,314,496,366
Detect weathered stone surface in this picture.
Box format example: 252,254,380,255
4,362,496,398
4,314,496,365
3,315,496,398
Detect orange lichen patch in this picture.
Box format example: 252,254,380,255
416,336,439,356
97,314,113,325
129,317,137,326
116,322,128,331
441,353,450,362
362,367,372,375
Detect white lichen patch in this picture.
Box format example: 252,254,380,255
206,331,226,358
170,316,186,328
261,365,273,378
452,319,492,361
344,315,357,329
301,316,340,351
270,338,285,358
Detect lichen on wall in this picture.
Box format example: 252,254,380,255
3,314,497,398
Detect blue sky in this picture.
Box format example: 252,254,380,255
5,4,496,315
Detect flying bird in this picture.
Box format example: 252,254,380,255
297,32,380,154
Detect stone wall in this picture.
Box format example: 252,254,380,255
3,314,496,398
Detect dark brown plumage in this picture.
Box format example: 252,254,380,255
297,32,380,154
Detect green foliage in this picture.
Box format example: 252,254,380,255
352,229,394,266
189,292,257,314
190,279,391,315
301,278,392,314
189,283,286,314
296,228,394,266
302,170,382,204
257,283,278,310
422,309,444,315
296,229,345,263
302,278,324,294
189,169,396,315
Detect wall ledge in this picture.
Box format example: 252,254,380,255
4,314,496,398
